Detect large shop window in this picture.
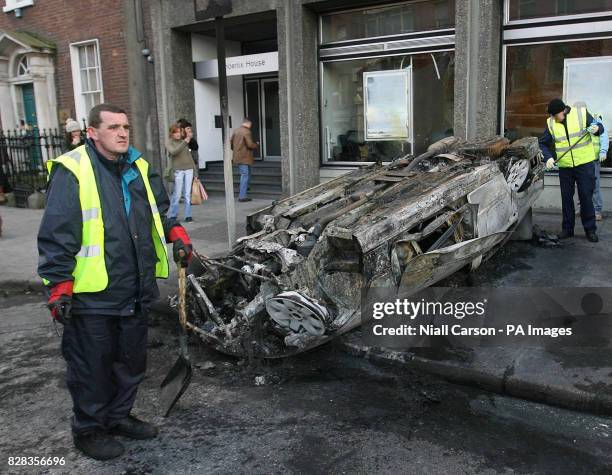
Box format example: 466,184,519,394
321,0,455,43
322,52,454,163
508,0,612,22
504,39,612,168
70,40,104,124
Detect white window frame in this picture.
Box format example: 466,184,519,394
3,0,34,13
69,39,104,124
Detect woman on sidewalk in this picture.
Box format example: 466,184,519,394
166,122,198,222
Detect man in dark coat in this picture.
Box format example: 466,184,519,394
38,103,193,460
230,117,259,202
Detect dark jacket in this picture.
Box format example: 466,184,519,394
230,126,258,165
539,107,602,167
38,139,176,316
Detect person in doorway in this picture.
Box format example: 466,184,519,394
38,103,193,460
17,119,30,136
166,122,198,222
231,117,259,202
64,118,84,151
539,99,602,242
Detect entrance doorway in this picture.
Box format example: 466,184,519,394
244,77,281,160
21,83,37,127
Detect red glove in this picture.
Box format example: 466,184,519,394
47,281,73,325
168,225,193,267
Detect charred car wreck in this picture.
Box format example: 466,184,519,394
183,136,544,358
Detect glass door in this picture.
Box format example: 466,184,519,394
261,78,281,159
244,77,281,160
244,79,262,159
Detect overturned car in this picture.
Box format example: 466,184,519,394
183,136,544,358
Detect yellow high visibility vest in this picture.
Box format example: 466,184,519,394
547,105,596,168
44,145,169,293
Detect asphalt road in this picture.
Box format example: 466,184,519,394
1,291,611,475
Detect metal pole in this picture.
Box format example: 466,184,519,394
215,16,236,248
284,0,296,196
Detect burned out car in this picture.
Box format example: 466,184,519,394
184,136,544,358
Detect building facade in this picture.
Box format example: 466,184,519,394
153,0,612,209
0,0,161,170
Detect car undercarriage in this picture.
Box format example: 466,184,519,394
181,136,544,358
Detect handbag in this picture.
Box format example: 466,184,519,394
191,176,207,205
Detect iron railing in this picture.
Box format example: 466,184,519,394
0,127,67,192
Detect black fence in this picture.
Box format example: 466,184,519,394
0,128,66,193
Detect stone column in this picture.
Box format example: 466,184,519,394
150,0,196,168
123,0,160,171
277,0,320,196
454,0,503,140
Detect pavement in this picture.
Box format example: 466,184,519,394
0,195,270,292
1,199,611,417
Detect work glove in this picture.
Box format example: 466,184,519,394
168,225,193,268
600,152,608,163
587,123,599,134
47,281,73,325
545,158,555,170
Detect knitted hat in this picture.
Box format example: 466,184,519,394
65,118,81,133
547,99,566,115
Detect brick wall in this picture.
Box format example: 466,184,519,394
0,0,131,125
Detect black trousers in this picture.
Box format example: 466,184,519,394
61,313,148,434
558,161,597,233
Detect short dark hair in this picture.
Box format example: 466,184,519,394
88,103,127,128
177,118,192,128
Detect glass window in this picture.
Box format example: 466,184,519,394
508,0,612,21
321,51,454,163
321,0,455,44
504,39,612,168
70,40,104,123
16,55,29,76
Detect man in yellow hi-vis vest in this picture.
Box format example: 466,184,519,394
538,99,601,243
38,104,194,461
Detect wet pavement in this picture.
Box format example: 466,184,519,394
1,291,611,474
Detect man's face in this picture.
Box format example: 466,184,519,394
88,111,130,158
553,109,566,123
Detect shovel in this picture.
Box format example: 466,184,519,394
554,131,590,164
160,252,192,417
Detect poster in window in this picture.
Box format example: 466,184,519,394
564,56,612,131
363,69,411,141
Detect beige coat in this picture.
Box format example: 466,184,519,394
230,126,258,165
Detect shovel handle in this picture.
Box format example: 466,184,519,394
177,250,187,329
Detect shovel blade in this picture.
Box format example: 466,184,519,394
159,354,192,417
